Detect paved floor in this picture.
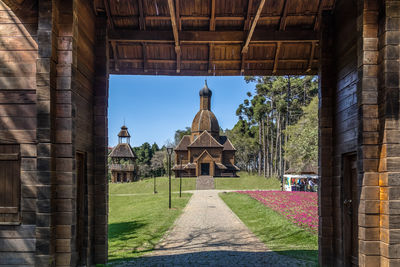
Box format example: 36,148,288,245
116,190,314,266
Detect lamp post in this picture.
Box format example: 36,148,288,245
179,155,183,198
153,174,157,194
167,147,173,209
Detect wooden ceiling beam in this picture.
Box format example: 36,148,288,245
176,0,182,30
167,0,181,73
242,0,265,54
314,0,323,31
113,58,318,64
208,43,214,73
307,41,316,72
111,68,318,76
244,0,253,30
279,0,288,31
103,0,114,29
138,0,146,30
272,41,281,74
142,42,148,72
210,0,216,31
109,30,318,43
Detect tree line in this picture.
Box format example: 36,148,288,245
225,75,318,177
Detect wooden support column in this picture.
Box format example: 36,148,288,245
318,10,334,267
356,0,380,265
168,0,181,73
35,0,58,265
93,14,109,265
377,1,400,265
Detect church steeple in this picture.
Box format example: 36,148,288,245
199,80,212,110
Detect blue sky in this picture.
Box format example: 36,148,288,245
108,75,256,147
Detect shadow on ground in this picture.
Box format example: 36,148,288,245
107,250,318,267
108,221,147,241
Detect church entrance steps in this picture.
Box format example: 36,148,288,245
196,176,215,190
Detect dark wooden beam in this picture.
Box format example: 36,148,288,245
113,58,318,64
279,0,288,31
241,53,246,75
167,0,181,73
208,43,214,73
272,41,281,74
244,0,253,30
142,42,148,72
176,0,182,30
109,30,318,43
111,41,119,71
210,0,216,31
103,0,114,29
110,68,318,76
242,0,266,54
314,0,323,31
138,0,146,30
307,41,316,72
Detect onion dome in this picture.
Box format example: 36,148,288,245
191,109,220,136
199,80,212,97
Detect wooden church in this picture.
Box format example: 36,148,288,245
109,125,138,182
173,82,239,177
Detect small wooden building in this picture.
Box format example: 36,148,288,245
173,82,239,177
109,126,138,182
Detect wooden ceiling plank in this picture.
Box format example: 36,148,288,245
279,0,288,31
111,41,119,71
109,30,319,43
113,59,317,64
307,41,316,72
167,0,181,73
138,0,146,30
242,0,266,54
210,0,216,31
244,0,253,30
272,41,281,74
103,0,114,29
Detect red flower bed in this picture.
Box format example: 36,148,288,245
237,191,318,233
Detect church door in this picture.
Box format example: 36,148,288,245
201,163,210,176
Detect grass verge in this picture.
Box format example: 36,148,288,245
108,193,192,262
219,192,318,265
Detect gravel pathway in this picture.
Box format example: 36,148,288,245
115,190,314,266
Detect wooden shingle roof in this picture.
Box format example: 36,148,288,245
188,131,223,148
109,143,137,158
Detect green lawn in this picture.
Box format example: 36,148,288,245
109,177,196,194
215,172,281,190
108,193,192,262
109,172,280,195
219,192,318,265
